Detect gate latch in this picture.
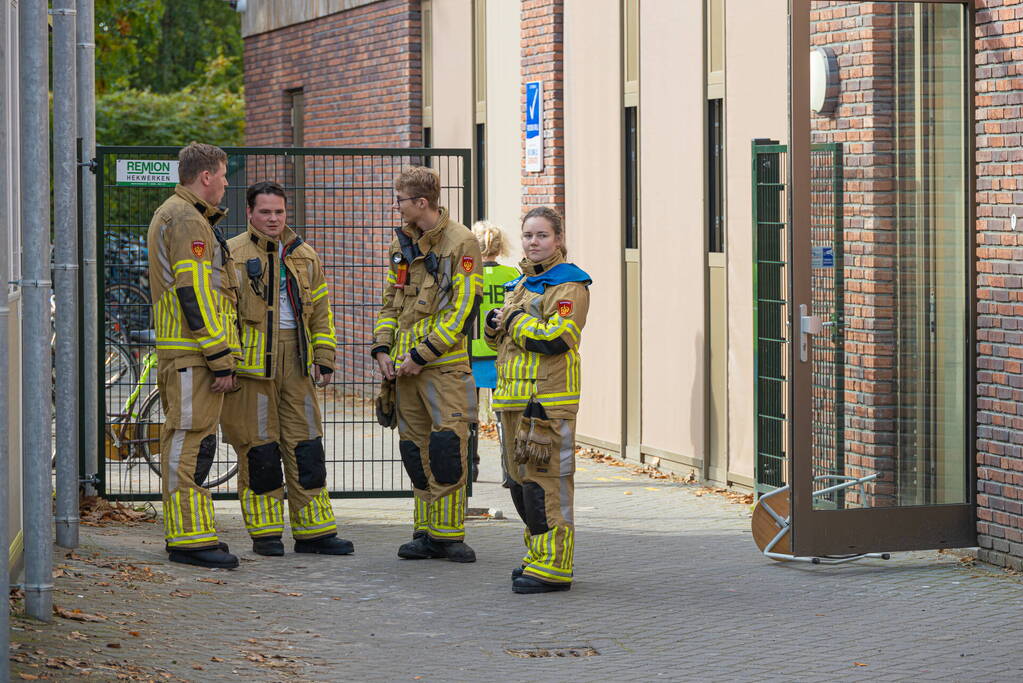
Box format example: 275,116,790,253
799,304,823,362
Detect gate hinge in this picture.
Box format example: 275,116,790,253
79,473,101,487
78,158,98,174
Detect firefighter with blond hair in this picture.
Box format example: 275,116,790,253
485,206,591,593
373,166,483,563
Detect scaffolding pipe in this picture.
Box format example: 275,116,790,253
19,0,53,621
77,0,98,496
53,0,80,549
0,0,11,675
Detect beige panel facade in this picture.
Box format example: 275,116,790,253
564,0,622,449
724,0,788,482
638,0,707,470
483,0,523,264
430,0,474,225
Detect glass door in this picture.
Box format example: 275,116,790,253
789,0,976,555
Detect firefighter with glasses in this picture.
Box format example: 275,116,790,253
221,181,353,557
485,206,591,593
146,142,241,570
373,167,483,563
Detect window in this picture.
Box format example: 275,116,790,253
475,123,486,221
623,106,638,249
707,98,724,253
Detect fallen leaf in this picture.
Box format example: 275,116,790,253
128,631,141,637
854,662,868,667
107,642,122,649
169,590,191,598
53,605,107,622
197,577,226,585
210,657,225,662
18,674,40,680
624,491,633,495
286,592,302,597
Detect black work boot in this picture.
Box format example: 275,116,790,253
168,546,239,570
397,534,447,560
166,541,229,553
294,535,354,555
512,575,571,594
511,566,525,580
437,540,476,563
252,537,285,556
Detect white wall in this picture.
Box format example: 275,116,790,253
724,0,788,480
564,0,622,448
483,0,522,265
430,0,474,225
638,0,707,463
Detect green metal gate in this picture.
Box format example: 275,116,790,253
753,140,844,498
95,146,471,501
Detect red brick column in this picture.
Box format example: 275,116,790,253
521,0,564,217
975,0,1023,571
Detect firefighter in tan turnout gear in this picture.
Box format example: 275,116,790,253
146,143,241,570
485,206,591,593
221,182,353,557
373,167,483,563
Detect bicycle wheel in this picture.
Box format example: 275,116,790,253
105,281,152,337
104,338,137,389
135,389,239,489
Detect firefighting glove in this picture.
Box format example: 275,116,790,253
513,400,553,466
375,378,397,429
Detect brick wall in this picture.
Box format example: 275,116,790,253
975,0,1023,571
243,0,423,395
811,2,899,508
521,0,564,216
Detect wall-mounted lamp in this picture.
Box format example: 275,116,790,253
810,47,839,115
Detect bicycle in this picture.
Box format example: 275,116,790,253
105,331,239,489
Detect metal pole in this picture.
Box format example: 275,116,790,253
0,0,11,676
19,0,53,621
77,0,98,496
54,0,80,549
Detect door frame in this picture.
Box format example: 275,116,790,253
788,0,977,555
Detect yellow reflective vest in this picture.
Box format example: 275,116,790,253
146,185,241,375
373,208,483,371
227,224,337,379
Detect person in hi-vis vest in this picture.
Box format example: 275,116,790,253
468,221,518,481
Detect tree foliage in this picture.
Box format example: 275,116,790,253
96,0,243,94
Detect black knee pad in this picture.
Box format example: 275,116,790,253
247,441,283,494
399,440,428,490
507,481,528,524
428,430,462,484
193,434,217,487
522,482,550,536
295,437,327,490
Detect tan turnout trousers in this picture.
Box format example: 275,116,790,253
396,366,477,542
499,410,576,585
160,363,223,550
222,330,336,541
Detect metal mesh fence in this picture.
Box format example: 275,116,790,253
96,146,470,501
753,142,845,499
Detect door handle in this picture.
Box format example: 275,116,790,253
799,304,822,362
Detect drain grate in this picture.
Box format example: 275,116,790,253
504,647,600,658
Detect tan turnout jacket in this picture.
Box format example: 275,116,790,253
147,185,241,376
227,224,337,379
372,208,483,371
485,252,590,417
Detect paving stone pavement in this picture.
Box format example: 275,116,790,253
10,436,1023,681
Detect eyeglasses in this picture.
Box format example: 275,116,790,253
393,195,422,206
